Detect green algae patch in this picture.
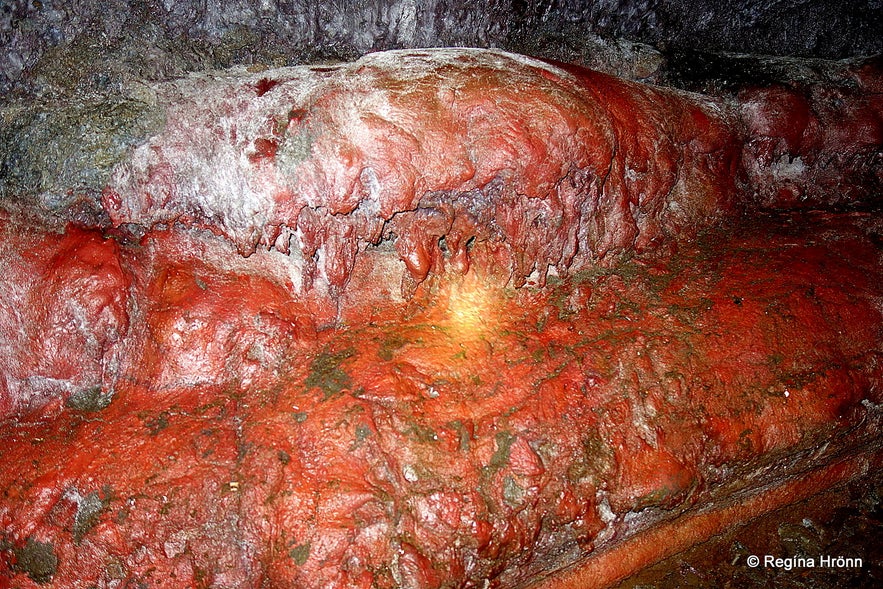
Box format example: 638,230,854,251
567,432,615,485
73,488,112,544
489,431,516,472
306,348,355,400
502,475,525,507
378,333,407,361
13,538,58,584
289,542,311,566
0,98,164,212
65,386,113,413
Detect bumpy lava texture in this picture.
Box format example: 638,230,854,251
1,49,882,588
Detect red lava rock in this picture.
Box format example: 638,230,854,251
0,214,131,420
101,49,742,294
739,59,883,209
94,49,881,298
1,210,881,588
1,49,882,588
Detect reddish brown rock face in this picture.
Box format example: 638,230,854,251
1,212,881,588
739,67,883,209
0,218,131,418
101,50,742,293
1,49,882,588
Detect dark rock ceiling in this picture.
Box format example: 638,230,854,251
2,0,881,97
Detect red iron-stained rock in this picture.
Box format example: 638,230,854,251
100,49,742,293
1,211,881,588
1,48,882,589
739,58,883,209
0,214,131,419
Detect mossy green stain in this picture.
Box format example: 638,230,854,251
567,432,614,484
13,538,58,584
355,423,372,442
378,334,406,361
289,542,310,566
65,386,113,412
0,98,164,208
403,422,437,443
450,420,471,451
502,475,524,507
143,411,170,435
73,487,112,544
305,348,355,400
489,431,516,471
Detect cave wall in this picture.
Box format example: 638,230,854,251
2,0,881,97
1,2,883,588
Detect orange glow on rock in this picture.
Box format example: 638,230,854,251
443,275,500,339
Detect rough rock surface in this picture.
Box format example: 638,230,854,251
612,467,883,589
737,57,883,210
0,217,131,418
1,210,881,588
0,47,882,588
98,49,740,294
3,49,880,295
3,0,880,97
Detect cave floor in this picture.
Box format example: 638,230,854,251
613,466,883,589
